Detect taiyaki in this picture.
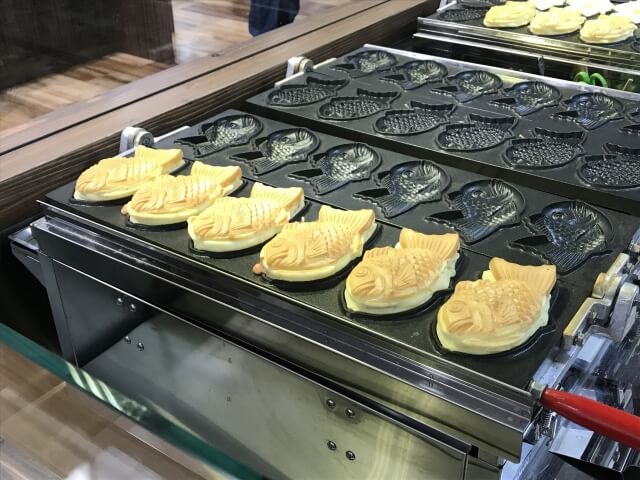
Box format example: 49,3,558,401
354,161,450,217
529,7,586,35
290,144,381,195
491,81,562,115
534,0,566,12
554,93,624,129
267,77,346,106
437,258,557,355
373,102,456,136
433,71,503,103
483,1,537,27
175,114,263,157
318,89,399,121
122,162,242,226
380,61,448,90
252,206,376,282
436,114,515,151
613,1,640,24
73,146,184,202
188,183,305,253
567,0,613,17
578,143,640,188
580,14,635,44
345,230,460,315
503,128,585,169
232,128,320,175
511,201,612,273
430,179,525,243
332,50,397,77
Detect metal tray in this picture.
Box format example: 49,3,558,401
244,46,640,216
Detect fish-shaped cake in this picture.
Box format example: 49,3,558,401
529,7,586,36
175,114,263,158
345,229,460,315
332,50,397,77
290,144,381,195
381,61,448,90
188,183,305,253
580,14,635,44
430,179,525,243
568,0,614,18
503,128,585,169
433,70,503,103
484,1,537,27
578,143,640,189
252,206,377,282
354,161,450,217
74,146,185,202
122,162,243,226
439,7,489,22
374,101,456,136
614,1,640,24
534,0,566,11
554,93,624,130
318,89,400,121
437,258,557,355
491,81,562,116
232,128,320,175
511,201,613,273
267,77,346,107
436,114,516,151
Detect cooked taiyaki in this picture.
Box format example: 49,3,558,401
580,14,635,43
437,258,557,355
345,230,460,315
252,206,376,282
529,7,586,34
613,1,640,24
123,162,242,226
74,146,184,202
567,0,613,17
484,1,537,27
187,183,305,252
534,0,566,12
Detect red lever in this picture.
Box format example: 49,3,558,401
540,387,640,451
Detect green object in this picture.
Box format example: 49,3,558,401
589,73,607,88
573,71,608,88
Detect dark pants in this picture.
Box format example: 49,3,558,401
249,0,300,36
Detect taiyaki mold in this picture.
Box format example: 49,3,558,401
620,123,640,134
433,70,503,103
511,200,613,273
354,161,450,218
429,179,526,243
460,0,506,8
436,258,557,355
633,28,640,50
344,229,461,317
187,183,306,256
483,1,537,27
578,143,640,189
289,143,382,195
175,114,263,158
439,8,489,22
332,50,397,78
267,77,347,107
122,162,243,229
436,114,516,151
73,146,186,204
554,92,624,130
380,60,448,90
503,128,585,169
491,81,562,116
232,128,320,175
373,101,456,136
318,89,400,121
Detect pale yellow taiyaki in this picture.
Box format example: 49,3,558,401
437,258,556,355
252,206,376,282
187,183,305,252
580,14,636,43
529,7,586,34
345,229,460,315
484,1,537,27
567,0,613,17
123,161,242,226
74,146,184,202
613,1,640,24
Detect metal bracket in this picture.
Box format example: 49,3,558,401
119,127,154,154
275,56,338,87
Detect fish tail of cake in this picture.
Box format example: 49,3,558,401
310,175,347,195
399,229,460,260
489,257,556,296
250,183,304,212
318,206,375,236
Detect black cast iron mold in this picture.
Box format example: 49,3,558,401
379,60,448,90
331,50,397,78
491,81,562,116
373,101,456,136
317,89,400,121
578,143,640,189
433,70,503,103
503,128,585,169
267,77,347,107
435,113,516,151
554,92,625,130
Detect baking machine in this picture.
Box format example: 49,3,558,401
10,43,640,479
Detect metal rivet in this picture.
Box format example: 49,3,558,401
345,451,356,461
116,297,124,306
129,303,137,312
326,399,336,409
124,336,131,344
327,441,337,451
345,408,355,418
137,342,144,351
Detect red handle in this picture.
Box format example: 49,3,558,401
540,387,640,451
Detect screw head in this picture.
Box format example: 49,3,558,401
345,451,356,461
345,408,355,418
327,441,337,451
124,336,131,344
137,342,144,351
129,303,137,312
116,297,124,306
326,399,336,409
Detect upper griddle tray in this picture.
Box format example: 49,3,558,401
245,46,640,216
47,112,639,388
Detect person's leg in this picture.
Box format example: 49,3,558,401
249,0,300,36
